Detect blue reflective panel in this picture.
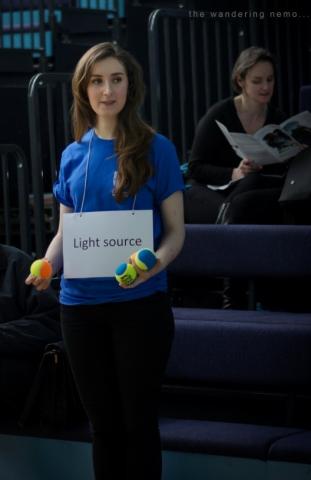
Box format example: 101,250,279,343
12,33,20,48
45,30,52,57
3,34,11,48
23,32,32,49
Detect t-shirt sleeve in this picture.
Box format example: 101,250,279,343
53,149,74,208
153,135,185,204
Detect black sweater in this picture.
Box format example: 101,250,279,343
188,97,287,185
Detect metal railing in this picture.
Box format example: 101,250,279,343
28,71,72,255
0,144,31,253
148,7,241,164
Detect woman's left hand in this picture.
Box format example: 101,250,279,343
120,190,184,289
118,259,160,289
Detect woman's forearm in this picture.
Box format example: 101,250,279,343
44,232,63,275
154,190,185,274
155,227,185,274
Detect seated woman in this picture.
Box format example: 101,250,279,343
184,46,288,225
0,244,61,416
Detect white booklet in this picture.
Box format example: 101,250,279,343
216,110,311,166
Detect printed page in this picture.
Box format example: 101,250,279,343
280,111,311,146
216,120,305,165
216,120,245,159
253,124,301,162
216,121,281,165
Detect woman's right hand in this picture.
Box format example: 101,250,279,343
25,259,53,291
232,158,262,181
25,273,52,291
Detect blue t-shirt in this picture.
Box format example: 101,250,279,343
53,130,184,305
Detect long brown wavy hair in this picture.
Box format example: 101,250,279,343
71,42,154,202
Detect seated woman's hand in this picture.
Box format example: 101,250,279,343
232,158,262,181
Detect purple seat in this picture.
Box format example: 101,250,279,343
161,224,311,466
269,431,311,464
168,310,311,387
168,224,311,278
160,418,304,460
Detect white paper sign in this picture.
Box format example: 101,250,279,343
63,210,153,278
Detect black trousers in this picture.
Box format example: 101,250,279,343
184,181,225,223
223,173,284,224
61,292,174,480
184,173,284,224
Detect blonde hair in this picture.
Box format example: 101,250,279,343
71,42,154,202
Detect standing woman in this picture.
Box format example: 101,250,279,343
26,42,184,480
185,46,287,224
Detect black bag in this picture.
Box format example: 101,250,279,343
19,341,85,430
279,147,311,204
